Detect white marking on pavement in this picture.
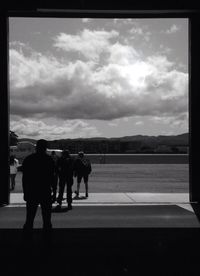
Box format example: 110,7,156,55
177,204,194,213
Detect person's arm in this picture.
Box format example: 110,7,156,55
14,159,19,173
15,159,19,167
88,160,92,174
22,159,27,201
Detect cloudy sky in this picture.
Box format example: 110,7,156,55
9,17,188,140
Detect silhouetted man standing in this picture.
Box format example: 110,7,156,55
22,139,55,234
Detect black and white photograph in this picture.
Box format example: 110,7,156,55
1,6,200,276
9,17,189,194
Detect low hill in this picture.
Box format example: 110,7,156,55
18,133,188,149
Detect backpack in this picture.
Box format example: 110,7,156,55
80,158,92,174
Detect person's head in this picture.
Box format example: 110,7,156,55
62,150,70,158
78,151,84,158
36,139,48,154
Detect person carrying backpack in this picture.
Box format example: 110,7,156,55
74,151,92,198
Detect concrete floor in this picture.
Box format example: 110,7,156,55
1,200,200,275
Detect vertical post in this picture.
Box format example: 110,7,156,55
189,13,200,202
0,14,9,205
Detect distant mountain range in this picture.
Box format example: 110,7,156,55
19,133,189,146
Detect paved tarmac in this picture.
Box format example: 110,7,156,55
13,165,189,193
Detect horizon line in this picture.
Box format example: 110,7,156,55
18,132,188,141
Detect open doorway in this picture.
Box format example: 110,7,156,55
9,16,189,205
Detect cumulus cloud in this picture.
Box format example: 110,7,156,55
82,18,92,23
162,24,180,34
10,48,63,88
135,121,144,126
113,19,137,25
108,42,139,65
53,29,119,61
10,34,188,122
129,27,152,42
158,44,172,55
10,118,101,140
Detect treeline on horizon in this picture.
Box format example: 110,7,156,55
19,133,189,154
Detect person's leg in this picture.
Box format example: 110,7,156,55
41,201,52,230
9,175,13,190
85,182,88,197
84,175,89,197
13,174,16,190
10,174,16,190
57,177,65,206
23,201,38,230
67,178,73,208
76,175,82,197
52,173,58,202
55,173,58,197
41,201,52,244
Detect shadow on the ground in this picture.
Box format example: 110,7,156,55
73,195,87,200
51,206,70,213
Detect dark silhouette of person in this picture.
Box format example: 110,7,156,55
51,151,59,203
22,139,55,234
56,150,74,210
74,151,92,198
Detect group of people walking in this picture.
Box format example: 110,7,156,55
20,139,92,234
51,149,92,210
